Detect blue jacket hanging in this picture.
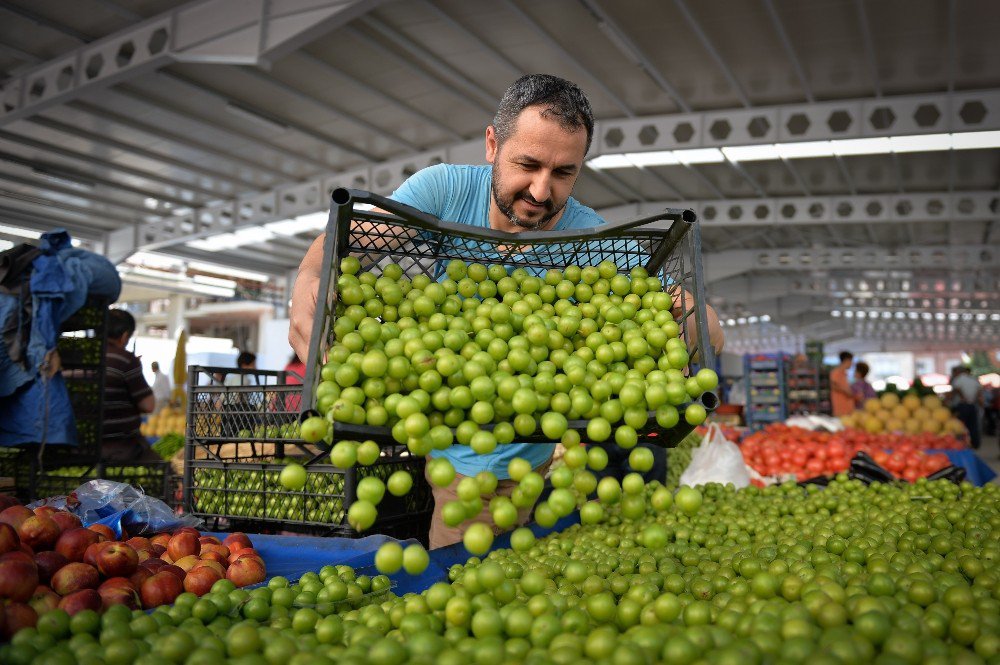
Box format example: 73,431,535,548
0,230,121,447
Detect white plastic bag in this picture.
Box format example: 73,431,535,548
678,423,751,488
784,415,844,432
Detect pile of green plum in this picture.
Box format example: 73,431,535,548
295,258,717,546
6,478,997,664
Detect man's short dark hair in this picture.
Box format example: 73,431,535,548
839,351,854,363
493,74,595,154
855,362,870,378
107,309,136,339
236,351,256,368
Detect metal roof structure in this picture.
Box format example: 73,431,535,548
1,0,998,351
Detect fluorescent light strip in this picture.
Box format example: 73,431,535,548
588,130,1000,168
186,261,270,283
0,223,42,239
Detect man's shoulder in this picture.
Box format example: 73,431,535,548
408,163,489,189
560,197,606,229
105,346,139,367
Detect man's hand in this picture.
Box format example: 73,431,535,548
40,349,61,379
671,289,725,355
289,234,327,362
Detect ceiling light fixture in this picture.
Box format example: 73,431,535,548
0,223,42,240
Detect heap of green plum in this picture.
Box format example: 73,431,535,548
296,258,717,547
665,431,703,489
6,478,997,664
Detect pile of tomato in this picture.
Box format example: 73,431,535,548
740,424,954,482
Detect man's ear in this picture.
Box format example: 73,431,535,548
485,125,497,164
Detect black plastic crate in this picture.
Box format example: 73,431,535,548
185,366,310,451
185,452,431,538
301,189,718,449
183,366,433,539
53,297,110,462
33,462,171,503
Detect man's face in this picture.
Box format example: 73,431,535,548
486,105,588,233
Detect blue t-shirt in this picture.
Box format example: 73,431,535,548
389,164,606,479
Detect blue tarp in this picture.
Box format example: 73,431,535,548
231,513,582,596
936,449,997,486
0,230,120,447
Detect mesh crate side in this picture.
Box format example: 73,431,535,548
301,189,716,450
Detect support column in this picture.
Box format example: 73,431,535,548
167,296,186,339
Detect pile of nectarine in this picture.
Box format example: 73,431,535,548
0,501,266,639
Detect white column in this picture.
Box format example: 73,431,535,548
167,296,186,338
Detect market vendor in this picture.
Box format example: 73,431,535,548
289,74,725,547
103,309,160,464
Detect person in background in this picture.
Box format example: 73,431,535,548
951,366,983,449
851,361,877,405
283,352,306,411
150,361,172,413
830,351,856,417
224,351,258,386
103,309,160,463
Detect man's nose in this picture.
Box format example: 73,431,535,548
528,172,551,203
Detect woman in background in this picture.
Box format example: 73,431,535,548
852,361,877,405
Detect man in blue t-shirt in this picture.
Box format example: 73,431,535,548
290,74,723,547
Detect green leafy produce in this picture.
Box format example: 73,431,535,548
152,433,185,459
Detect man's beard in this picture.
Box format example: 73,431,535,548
491,164,566,231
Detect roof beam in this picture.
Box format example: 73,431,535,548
295,50,466,142
237,67,422,151
703,243,1000,283
498,0,635,117
576,0,690,113
0,169,159,216
118,90,1000,254
673,0,751,107
588,89,1000,156
359,15,500,114
0,127,221,199
0,149,194,206
342,26,494,118
0,0,390,126
599,191,997,229
66,99,297,181
158,71,379,162
22,115,256,191
112,84,337,172
762,0,813,104
0,194,133,228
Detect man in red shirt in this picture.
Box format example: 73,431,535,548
830,351,856,418
102,309,159,464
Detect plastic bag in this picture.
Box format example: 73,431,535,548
28,479,201,537
678,423,751,488
784,415,844,432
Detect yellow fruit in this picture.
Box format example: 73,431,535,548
863,415,884,433
921,419,942,434
903,419,921,434
922,395,942,410
946,419,966,435
931,407,951,424
880,393,900,409
875,409,892,423
863,398,882,414
885,418,904,432
891,405,910,420
840,414,857,428
913,407,930,422
902,394,922,411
